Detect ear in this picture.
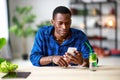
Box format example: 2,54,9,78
51,19,54,25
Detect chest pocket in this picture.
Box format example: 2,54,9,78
47,39,58,56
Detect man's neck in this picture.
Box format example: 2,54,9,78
53,31,71,44
54,31,70,40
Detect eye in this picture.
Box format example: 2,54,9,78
58,22,63,25
66,22,70,25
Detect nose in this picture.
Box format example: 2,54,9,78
62,24,67,29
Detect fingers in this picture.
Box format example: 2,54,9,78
65,52,76,59
52,56,68,67
65,53,77,62
58,57,68,67
65,51,82,57
74,51,82,56
65,51,83,65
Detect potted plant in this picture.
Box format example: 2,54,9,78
9,6,36,60
0,38,18,73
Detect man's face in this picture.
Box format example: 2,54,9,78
52,13,71,37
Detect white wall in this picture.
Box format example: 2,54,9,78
9,0,70,26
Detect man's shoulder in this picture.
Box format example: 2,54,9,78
38,26,53,31
38,26,53,34
71,28,85,35
71,28,87,41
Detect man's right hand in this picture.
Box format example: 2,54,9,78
52,56,69,67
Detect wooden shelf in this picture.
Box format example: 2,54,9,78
69,0,118,49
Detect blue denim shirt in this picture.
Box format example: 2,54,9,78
30,26,94,66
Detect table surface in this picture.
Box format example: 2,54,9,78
0,65,120,80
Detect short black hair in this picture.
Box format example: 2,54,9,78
52,6,71,19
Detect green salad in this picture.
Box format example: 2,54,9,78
0,58,18,73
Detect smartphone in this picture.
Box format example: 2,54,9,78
67,47,77,56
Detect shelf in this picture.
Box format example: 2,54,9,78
70,1,117,17
70,0,118,49
72,14,116,17
70,1,117,4
88,36,107,40
85,27,116,29
89,39,116,42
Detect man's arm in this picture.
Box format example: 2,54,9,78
40,56,69,67
40,56,53,65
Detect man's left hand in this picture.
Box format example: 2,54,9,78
64,51,83,65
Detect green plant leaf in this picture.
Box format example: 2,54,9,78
0,38,6,49
37,21,51,28
9,25,18,33
0,58,5,64
16,29,23,37
25,27,35,37
23,14,36,23
0,61,18,73
12,16,19,25
24,6,32,14
10,25,23,37
16,6,33,14
16,6,23,14
16,6,26,14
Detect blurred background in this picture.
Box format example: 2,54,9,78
0,0,120,66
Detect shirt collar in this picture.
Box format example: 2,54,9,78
61,29,76,45
44,26,54,35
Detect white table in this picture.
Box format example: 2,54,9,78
0,65,120,80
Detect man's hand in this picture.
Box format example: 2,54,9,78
64,51,83,65
52,56,69,67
